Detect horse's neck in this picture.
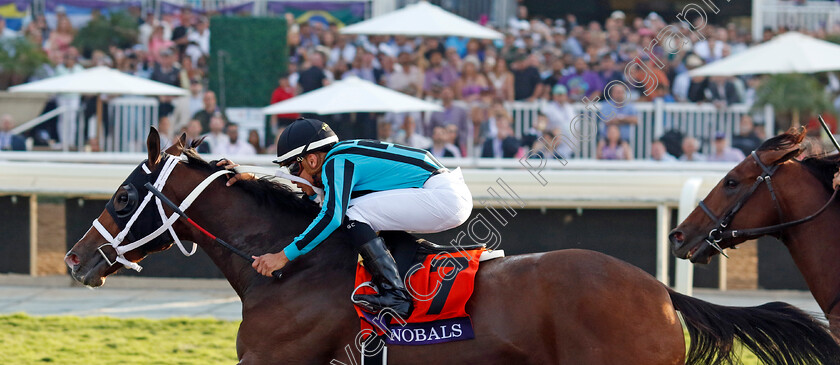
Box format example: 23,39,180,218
783,190,840,314
170,174,355,301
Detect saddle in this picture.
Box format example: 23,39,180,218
353,231,490,347
378,231,485,279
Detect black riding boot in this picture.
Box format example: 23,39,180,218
353,237,411,318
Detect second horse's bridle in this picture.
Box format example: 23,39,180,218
698,151,839,256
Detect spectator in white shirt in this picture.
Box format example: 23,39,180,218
330,35,357,68
394,114,431,149
137,12,156,49
221,123,256,155
185,16,210,67
679,136,706,162
203,114,229,153
542,84,577,138
650,140,677,162
388,52,424,98
0,16,18,39
187,80,204,117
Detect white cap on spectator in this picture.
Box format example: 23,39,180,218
686,54,703,68
463,55,480,68
610,10,626,19
56,5,66,13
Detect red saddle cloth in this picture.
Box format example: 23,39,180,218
353,248,484,345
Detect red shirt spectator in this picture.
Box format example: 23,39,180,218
270,75,300,126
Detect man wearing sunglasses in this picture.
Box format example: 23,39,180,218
219,118,472,317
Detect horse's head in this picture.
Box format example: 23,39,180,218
670,128,808,264
65,128,192,286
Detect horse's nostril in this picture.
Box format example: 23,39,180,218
670,231,685,246
64,252,80,268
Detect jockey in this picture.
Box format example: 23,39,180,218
221,118,473,317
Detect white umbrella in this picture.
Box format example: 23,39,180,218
690,32,840,76
262,76,443,115
340,1,502,40
9,66,188,96
10,66,188,150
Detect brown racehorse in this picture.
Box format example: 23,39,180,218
671,127,840,340
64,129,840,364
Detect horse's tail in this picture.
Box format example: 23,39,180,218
667,288,840,365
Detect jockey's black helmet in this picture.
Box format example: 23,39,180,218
273,118,338,166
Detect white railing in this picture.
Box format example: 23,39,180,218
502,100,773,160
760,0,840,33
17,98,772,160
10,106,67,136
107,96,159,153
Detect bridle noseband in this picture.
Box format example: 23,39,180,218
92,154,232,272
698,151,839,255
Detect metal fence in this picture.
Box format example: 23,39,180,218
107,96,160,153
397,0,514,27
760,0,840,33
497,100,773,160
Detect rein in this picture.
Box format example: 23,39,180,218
699,151,839,256
93,155,232,272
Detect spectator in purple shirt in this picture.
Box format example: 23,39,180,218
424,49,459,98
560,58,603,100
707,132,745,162
429,87,469,153
597,55,624,86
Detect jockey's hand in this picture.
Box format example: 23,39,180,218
833,170,840,190
251,251,289,277
216,159,255,186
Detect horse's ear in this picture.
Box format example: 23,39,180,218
761,127,806,166
177,133,187,148
769,147,803,165
147,127,161,169
164,133,187,155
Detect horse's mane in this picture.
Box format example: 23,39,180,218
177,143,320,217
758,127,840,193
799,154,840,193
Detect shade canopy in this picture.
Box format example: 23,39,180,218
690,32,840,76
9,66,189,96
262,76,443,115
340,1,502,40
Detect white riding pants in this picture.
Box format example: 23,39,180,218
345,167,473,233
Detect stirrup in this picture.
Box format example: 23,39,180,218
351,281,378,306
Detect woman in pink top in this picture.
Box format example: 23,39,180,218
147,25,174,63
46,18,75,60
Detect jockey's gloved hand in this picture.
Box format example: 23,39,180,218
216,159,255,186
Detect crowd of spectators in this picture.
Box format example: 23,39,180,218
278,4,801,161
3,4,829,160
2,7,262,155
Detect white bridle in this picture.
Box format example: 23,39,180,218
92,155,232,272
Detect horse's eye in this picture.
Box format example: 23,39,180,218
118,194,129,203
725,179,739,189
